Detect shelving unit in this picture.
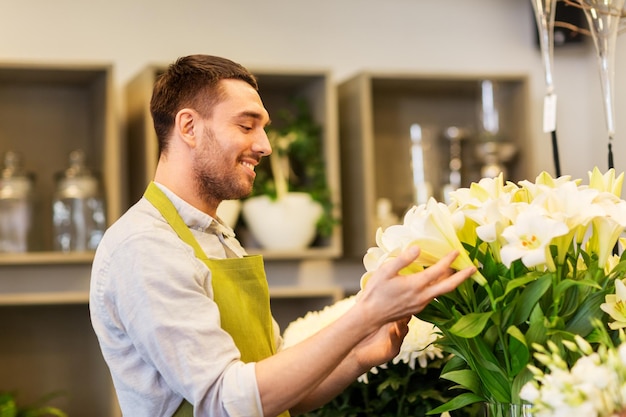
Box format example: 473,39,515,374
0,63,122,252
0,63,122,417
126,64,342,259
0,253,342,417
269,285,344,331
338,72,530,258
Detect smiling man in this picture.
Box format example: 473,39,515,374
88,54,475,417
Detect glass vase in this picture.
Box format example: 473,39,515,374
578,0,625,168
530,0,561,176
530,0,557,95
483,402,533,417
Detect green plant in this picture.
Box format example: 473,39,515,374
282,296,479,417
0,391,67,417
301,357,479,417
249,98,337,238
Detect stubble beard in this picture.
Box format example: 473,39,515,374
193,130,253,203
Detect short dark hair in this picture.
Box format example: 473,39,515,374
150,54,258,155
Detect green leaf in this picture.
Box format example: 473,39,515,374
525,304,548,346
425,392,484,415
440,369,482,396
467,338,511,402
0,402,16,417
503,273,542,295
509,273,551,325
449,312,493,338
507,325,530,375
565,291,607,335
511,367,534,403
555,277,601,300
416,301,453,326
442,333,511,403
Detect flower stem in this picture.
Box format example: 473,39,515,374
270,148,289,200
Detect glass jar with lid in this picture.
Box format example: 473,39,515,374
52,150,106,252
0,151,35,253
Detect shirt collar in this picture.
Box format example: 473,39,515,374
152,182,235,237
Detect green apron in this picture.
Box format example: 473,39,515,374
144,182,290,417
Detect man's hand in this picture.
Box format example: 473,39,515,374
352,317,410,371
355,246,475,338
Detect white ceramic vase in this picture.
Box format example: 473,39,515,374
216,199,242,229
242,192,323,250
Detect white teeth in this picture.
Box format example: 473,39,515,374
242,162,254,171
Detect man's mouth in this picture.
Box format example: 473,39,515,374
241,161,255,171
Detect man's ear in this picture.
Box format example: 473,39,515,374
175,108,199,149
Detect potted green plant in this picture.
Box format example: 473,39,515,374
242,99,335,250
0,391,67,417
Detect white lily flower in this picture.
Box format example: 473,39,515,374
589,166,624,198
601,279,626,330
589,200,626,269
518,171,579,200
449,172,517,209
500,208,569,269
529,180,601,263
398,199,486,285
461,196,516,243
605,253,621,276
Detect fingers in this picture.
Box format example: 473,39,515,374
419,265,476,303
421,250,460,280
360,245,475,321
375,245,421,280
390,316,410,336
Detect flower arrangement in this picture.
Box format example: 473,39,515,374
361,168,626,414
282,296,478,417
520,323,626,417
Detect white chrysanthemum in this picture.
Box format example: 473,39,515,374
282,296,443,385
392,316,443,370
281,296,357,349
358,316,443,383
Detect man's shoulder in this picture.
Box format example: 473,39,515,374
100,198,173,248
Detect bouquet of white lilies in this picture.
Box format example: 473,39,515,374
361,168,626,414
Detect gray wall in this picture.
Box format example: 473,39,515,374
3,0,623,179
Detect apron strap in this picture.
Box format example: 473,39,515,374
144,182,208,259
144,182,289,417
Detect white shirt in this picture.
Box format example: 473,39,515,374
90,184,281,417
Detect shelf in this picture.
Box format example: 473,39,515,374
269,285,344,299
0,250,94,266
0,285,342,309
245,245,341,260
0,62,122,252
0,291,89,305
126,64,342,258
269,285,344,331
338,71,530,258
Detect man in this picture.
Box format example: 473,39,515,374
89,54,475,417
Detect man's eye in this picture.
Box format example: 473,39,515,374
240,125,252,131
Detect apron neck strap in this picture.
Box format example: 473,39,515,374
144,182,207,259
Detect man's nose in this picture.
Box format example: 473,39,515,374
253,130,272,156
